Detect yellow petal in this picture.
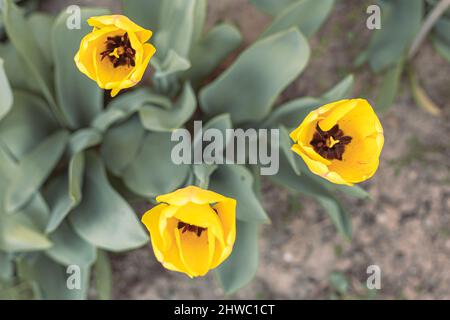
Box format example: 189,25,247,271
338,99,383,140
174,202,225,247
293,143,331,165
75,26,117,82
156,185,228,206
129,43,156,83
88,15,152,42
292,144,350,185
318,99,358,131
174,227,211,277
328,135,381,184
141,204,167,262
210,199,236,268
141,204,187,274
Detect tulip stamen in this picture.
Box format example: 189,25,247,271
310,123,352,161
177,221,206,237
100,33,136,68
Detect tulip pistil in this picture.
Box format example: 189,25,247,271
310,123,352,160
100,33,136,68
177,221,206,237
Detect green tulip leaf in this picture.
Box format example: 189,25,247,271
1,0,63,125
69,128,102,156
249,0,298,16
0,252,13,281
279,126,300,175
209,165,270,223
0,91,57,160
321,74,354,103
94,249,112,300
262,75,354,129
367,0,422,72
92,88,171,132
261,0,335,38
52,8,109,129
216,221,259,294
0,58,12,121
156,0,196,59
18,254,89,300
45,173,79,233
192,114,233,188
122,0,163,32
187,23,242,83
375,61,403,112
5,130,69,213
0,211,52,253
101,115,146,176
270,155,352,239
200,28,310,124
139,82,196,131
0,145,52,251
28,13,54,65
191,0,207,45
46,221,97,267
262,97,320,129
123,132,191,197
70,152,149,252
153,49,191,79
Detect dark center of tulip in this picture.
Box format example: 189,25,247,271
310,123,352,161
177,221,206,237
100,33,136,68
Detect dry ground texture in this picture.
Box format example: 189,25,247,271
40,0,450,299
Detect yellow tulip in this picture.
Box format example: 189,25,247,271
142,186,237,278
290,99,384,185
74,15,156,97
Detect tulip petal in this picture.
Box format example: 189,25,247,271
175,228,210,277
141,204,168,263
328,135,381,184
338,99,384,140
210,199,236,268
156,185,228,206
174,202,225,247
318,99,357,131
88,15,152,42
142,204,187,274
75,26,118,83
130,43,156,83
292,144,350,185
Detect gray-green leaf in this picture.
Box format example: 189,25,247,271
216,221,259,294
261,0,335,39
123,132,191,197
209,165,270,223
52,8,108,129
5,130,69,213
0,57,12,121
200,28,310,124
70,152,149,251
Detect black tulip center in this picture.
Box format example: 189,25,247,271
100,33,136,68
310,123,352,161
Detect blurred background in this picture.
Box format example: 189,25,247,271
36,0,450,299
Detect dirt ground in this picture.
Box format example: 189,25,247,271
40,0,450,299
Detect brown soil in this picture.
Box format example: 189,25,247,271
38,0,450,299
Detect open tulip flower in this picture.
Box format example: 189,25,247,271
74,15,156,97
142,186,237,278
290,99,384,185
